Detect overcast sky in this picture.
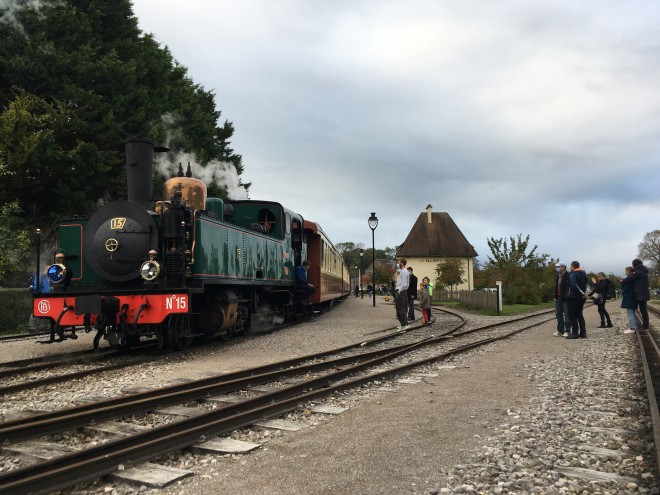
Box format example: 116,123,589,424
131,0,660,275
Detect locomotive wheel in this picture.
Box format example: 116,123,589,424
167,314,193,350
153,324,165,350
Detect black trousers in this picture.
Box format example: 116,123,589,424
638,300,649,328
567,298,586,337
596,302,611,324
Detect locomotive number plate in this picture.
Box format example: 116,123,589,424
110,218,127,230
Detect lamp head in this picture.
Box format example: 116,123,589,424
368,212,378,231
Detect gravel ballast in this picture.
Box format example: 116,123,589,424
1,298,657,495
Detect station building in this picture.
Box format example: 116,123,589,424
396,205,478,291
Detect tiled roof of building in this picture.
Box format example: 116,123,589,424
397,207,478,258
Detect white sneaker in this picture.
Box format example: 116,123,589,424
562,332,569,337
553,332,562,337
401,325,410,331
623,328,636,334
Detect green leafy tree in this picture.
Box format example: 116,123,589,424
638,230,660,275
434,258,465,298
484,234,552,304
335,242,397,284
0,0,247,230
0,156,31,286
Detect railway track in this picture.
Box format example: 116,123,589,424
638,304,660,474
0,310,334,396
0,309,556,495
0,331,51,343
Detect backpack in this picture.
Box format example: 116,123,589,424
605,280,616,300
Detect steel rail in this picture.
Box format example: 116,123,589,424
0,311,553,441
0,315,550,495
636,324,660,476
0,334,438,442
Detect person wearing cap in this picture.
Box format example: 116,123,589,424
553,261,571,337
620,258,650,330
565,260,588,339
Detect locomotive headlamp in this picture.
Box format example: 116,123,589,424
140,250,160,281
47,252,68,284
140,260,160,281
47,263,67,284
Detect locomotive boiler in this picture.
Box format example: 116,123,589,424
32,140,350,349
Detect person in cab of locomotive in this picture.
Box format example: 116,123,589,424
553,262,571,337
394,258,410,331
406,266,418,322
588,272,613,328
295,260,315,311
565,260,588,339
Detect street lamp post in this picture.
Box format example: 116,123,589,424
368,212,378,307
354,265,359,297
359,249,364,299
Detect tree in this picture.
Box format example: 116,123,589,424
0,0,248,229
484,234,552,304
486,234,547,268
434,259,465,298
638,230,660,273
0,157,31,286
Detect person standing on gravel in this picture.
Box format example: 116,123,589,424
418,281,431,325
620,258,650,331
620,266,639,334
422,276,435,323
565,260,588,339
394,258,410,331
588,272,613,328
406,266,418,322
553,262,571,337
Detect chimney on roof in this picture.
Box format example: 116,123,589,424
426,204,433,223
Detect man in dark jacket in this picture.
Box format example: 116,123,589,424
407,266,418,322
565,260,588,339
554,262,571,336
621,258,650,330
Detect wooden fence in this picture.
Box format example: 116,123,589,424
434,290,498,312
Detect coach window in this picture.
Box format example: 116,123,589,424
285,213,291,235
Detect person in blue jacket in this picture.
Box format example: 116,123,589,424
565,260,588,339
295,260,315,313
620,258,650,330
30,269,50,293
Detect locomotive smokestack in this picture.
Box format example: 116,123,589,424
125,140,167,210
